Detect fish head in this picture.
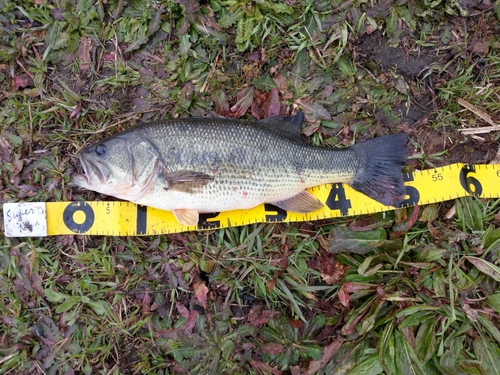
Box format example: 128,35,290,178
72,135,162,200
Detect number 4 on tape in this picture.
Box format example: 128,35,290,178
3,202,48,237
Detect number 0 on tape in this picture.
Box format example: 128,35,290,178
3,163,500,237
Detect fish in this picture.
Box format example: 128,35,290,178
71,112,407,226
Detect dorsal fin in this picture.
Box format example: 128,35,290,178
257,112,304,142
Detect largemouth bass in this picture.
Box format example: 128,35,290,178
72,113,407,226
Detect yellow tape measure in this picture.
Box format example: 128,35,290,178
3,163,500,237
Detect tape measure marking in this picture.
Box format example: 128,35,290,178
3,163,500,237
137,205,147,235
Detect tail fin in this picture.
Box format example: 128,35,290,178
349,133,407,206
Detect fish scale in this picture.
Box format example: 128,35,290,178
139,119,357,205
72,113,407,226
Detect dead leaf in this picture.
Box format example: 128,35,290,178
251,90,265,119
338,284,350,308
266,277,276,292
230,86,254,118
250,360,283,375
340,312,365,335
175,301,190,318
211,89,230,116
321,262,345,285
181,310,198,335
70,103,83,119
263,343,284,355
317,84,334,99
289,319,303,329
142,292,151,314
173,0,200,13
248,305,280,326
306,338,344,375
263,88,281,117
344,282,377,293
30,272,44,297
272,71,293,100
156,328,178,339
78,35,92,73
311,251,345,285
295,98,332,122
468,39,489,55
12,74,33,91
391,205,420,238
193,279,208,308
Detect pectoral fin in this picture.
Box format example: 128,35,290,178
173,209,199,226
271,191,324,213
161,170,214,193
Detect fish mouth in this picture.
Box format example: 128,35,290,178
71,152,110,188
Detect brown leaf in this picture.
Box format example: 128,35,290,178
306,338,344,375
247,50,261,62
248,305,280,326
181,310,198,335
193,280,208,308
263,343,284,355
251,89,267,119
250,360,283,375
230,86,254,118
344,282,376,293
31,272,44,297
468,39,489,55
12,74,33,91
211,89,230,116
156,328,178,339
338,283,350,308
175,301,190,318
263,88,282,118
340,312,365,335
142,292,151,314
173,0,200,13
70,103,83,119
295,99,332,122
78,35,92,72
391,205,420,238
266,277,276,292
272,71,293,100
321,262,345,285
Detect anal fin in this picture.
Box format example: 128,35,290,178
271,191,324,213
173,209,199,226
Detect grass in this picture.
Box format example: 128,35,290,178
1,0,500,374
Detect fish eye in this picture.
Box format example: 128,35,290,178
95,144,106,157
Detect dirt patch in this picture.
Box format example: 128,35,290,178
355,30,495,167
356,31,438,127
357,32,438,79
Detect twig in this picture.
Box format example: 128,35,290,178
457,97,500,134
